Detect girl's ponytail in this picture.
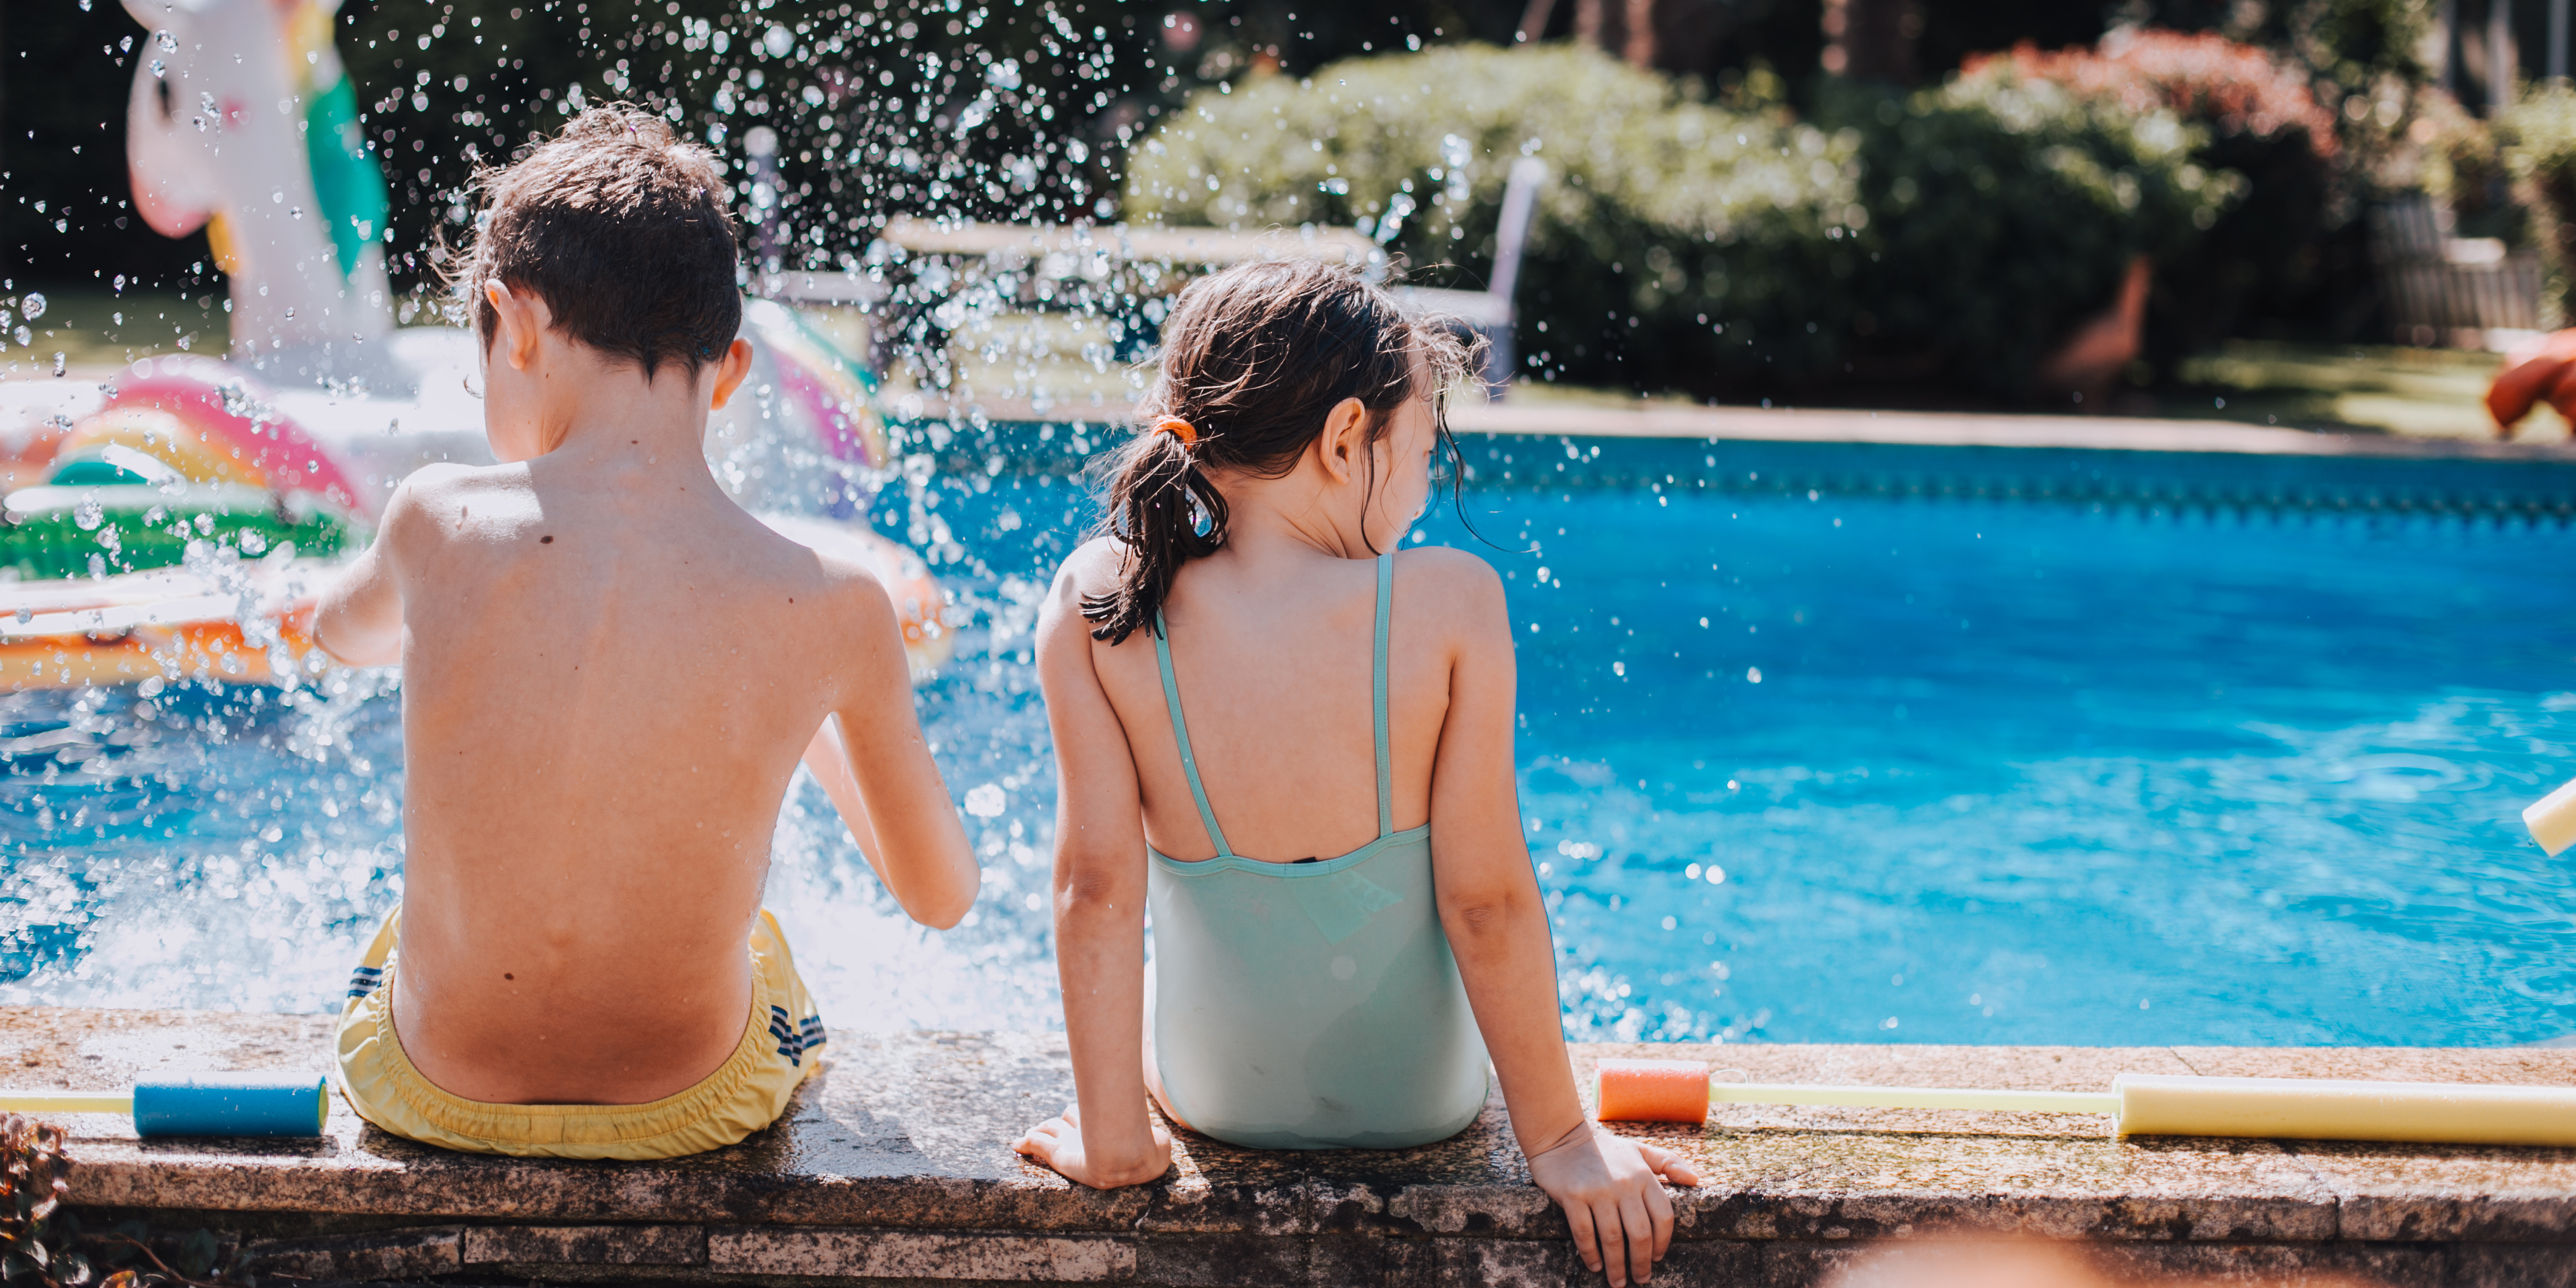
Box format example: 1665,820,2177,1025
1078,258,1471,646
1083,427,1229,644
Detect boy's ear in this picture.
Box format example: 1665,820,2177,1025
1316,396,1369,484
485,282,546,373
708,337,755,410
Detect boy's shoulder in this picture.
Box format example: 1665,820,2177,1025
373,461,523,541
382,460,519,516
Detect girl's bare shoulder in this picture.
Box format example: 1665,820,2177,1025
1038,537,1129,645
1393,545,1508,629
1053,536,1130,599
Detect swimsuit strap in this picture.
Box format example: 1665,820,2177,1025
1154,608,1236,860
1374,550,1394,839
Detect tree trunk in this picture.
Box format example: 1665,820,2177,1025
1573,0,1630,58
1822,0,1921,84
1569,0,1738,75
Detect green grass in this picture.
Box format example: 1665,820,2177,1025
3,287,227,378
2163,340,2538,441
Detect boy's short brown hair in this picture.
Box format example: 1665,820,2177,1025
460,104,741,380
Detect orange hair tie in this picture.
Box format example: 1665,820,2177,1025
1154,416,1200,447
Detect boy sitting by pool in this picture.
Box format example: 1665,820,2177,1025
309,106,979,1159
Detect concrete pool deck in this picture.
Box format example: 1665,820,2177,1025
9,1007,2570,1286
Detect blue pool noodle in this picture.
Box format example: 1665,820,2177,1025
131,1073,329,1137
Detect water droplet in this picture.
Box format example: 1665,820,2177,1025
22,292,45,320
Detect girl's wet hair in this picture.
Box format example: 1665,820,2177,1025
1082,259,1476,645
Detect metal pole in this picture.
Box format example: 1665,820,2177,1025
1481,158,1548,398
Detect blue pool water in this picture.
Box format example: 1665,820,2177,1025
5,433,2574,1046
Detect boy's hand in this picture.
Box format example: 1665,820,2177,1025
1526,1122,1700,1286
1013,1103,1172,1189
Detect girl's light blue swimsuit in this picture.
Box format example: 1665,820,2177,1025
1146,552,1491,1150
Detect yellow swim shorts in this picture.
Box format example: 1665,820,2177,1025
333,907,824,1160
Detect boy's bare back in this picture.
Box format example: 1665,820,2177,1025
360,453,898,1105
312,108,973,1113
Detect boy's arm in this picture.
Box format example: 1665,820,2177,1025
810,569,979,929
1422,554,1695,1288
1012,550,1169,1188
311,479,420,668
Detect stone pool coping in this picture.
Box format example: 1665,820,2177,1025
873,390,2576,464
1448,402,2576,462
7,1007,2571,1285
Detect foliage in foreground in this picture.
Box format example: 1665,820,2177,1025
0,1113,242,1288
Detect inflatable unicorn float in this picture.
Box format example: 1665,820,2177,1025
0,0,944,691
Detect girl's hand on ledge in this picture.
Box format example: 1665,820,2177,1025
1526,1121,1700,1286
1013,1102,1173,1189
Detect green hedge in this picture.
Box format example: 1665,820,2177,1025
1122,45,1851,387
1851,53,2241,390
2500,84,2576,327
1125,44,2233,397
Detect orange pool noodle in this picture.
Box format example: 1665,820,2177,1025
1594,1058,1710,1123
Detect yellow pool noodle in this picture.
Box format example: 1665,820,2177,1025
2524,775,2576,858
1657,1069,2576,1147
1705,1082,2118,1114
2112,1075,2576,1146
0,1092,133,1114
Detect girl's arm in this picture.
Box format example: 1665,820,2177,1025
1013,549,1171,1187
811,569,979,929
1423,554,1698,1288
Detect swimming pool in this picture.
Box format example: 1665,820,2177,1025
6,431,2574,1047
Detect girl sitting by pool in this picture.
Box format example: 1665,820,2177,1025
1013,260,1697,1286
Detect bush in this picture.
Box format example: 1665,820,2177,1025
1951,32,2325,367
1825,56,2237,392
1121,44,1853,389
2499,84,2576,326
2414,91,2511,234
1126,42,2232,398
